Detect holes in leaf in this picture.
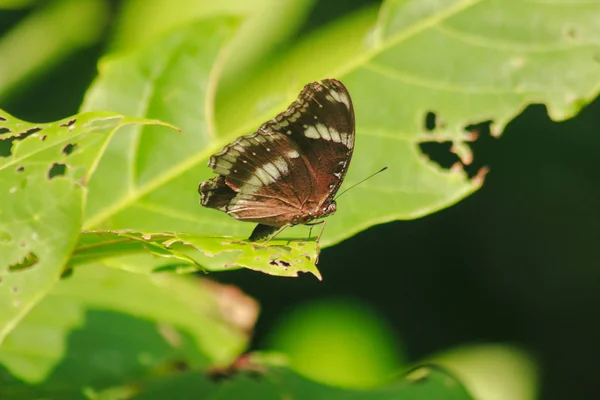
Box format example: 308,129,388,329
41,135,47,141
62,143,77,155
48,163,67,179
419,141,462,169
9,252,39,272
16,166,24,172
424,111,437,131
0,127,9,135
59,118,76,127
419,113,493,180
22,127,41,136
269,258,292,268
0,140,11,158
423,111,446,132
0,115,6,121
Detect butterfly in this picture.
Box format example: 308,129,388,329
198,78,355,244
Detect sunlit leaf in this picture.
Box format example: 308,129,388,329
0,110,173,343
78,1,600,262
70,230,321,280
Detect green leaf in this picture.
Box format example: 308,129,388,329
70,230,321,280
0,110,174,344
109,0,316,91
80,3,600,265
218,0,600,245
0,265,256,388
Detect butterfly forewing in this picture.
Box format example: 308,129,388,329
199,78,355,237
260,79,355,206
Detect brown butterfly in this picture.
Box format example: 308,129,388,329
198,79,355,243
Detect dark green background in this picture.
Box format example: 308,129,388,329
2,1,599,399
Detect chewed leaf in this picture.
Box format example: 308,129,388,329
72,230,322,280
0,110,176,344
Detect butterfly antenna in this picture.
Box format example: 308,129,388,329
334,166,388,200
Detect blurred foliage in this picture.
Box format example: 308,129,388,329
2,0,600,398
264,297,406,388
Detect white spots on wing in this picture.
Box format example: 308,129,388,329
286,130,292,135
286,149,300,159
214,166,230,175
245,175,263,189
313,115,318,120
215,159,233,169
333,172,342,178
255,166,274,185
267,147,271,151
265,159,284,178
325,94,335,103
303,123,351,145
256,157,289,185
255,134,267,143
271,156,290,175
329,128,341,143
252,152,257,156
219,148,240,160
303,124,308,129
339,132,354,149
316,124,331,141
304,125,320,139
329,89,351,109
220,154,235,163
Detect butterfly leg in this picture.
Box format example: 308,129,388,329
304,219,327,264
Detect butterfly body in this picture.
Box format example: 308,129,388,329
199,78,354,241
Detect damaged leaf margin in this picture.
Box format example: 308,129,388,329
71,230,322,281
0,109,177,344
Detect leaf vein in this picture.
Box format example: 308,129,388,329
436,23,600,52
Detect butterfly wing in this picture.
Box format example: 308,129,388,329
261,79,355,208
199,78,355,233
199,129,312,227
